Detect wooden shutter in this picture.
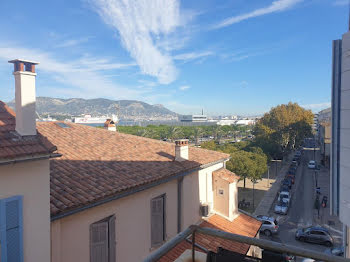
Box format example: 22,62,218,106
108,216,116,262
151,196,164,246
90,221,109,262
0,196,23,262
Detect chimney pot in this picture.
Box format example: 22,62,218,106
175,139,189,161
104,119,116,132
8,59,40,136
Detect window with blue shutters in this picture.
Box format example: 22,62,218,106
0,195,23,262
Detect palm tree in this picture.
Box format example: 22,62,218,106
168,126,184,141
192,127,204,146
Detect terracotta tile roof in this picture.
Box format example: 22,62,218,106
213,168,240,183
0,101,57,161
159,213,262,262
35,122,230,217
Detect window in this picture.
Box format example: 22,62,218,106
313,231,325,236
218,189,224,196
90,215,116,262
0,195,23,262
151,195,166,247
263,221,271,225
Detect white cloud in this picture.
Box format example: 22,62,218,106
0,46,143,99
165,100,202,114
179,85,190,91
221,49,268,62
232,81,248,88
88,0,184,84
213,0,303,29
55,37,91,48
301,102,331,111
138,79,157,87
334,0,348,6
173,51,214,62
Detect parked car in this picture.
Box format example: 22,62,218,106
292,160,299,166
324,246,344,257
295,226,334,247
308,160,316,169
275,201,289,215
287,169,296,176
256,215,279,236
280,184,290,192
286,174,295,184
289,166,297,173
282,178,292,189
278,191,290,204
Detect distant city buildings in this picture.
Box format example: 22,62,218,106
179,114,208,122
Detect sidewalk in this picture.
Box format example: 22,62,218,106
253,152,293,216
313,150,343,237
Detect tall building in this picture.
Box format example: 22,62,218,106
331,28,350,256
331,39,342,216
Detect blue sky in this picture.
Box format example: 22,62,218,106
0,0,347,115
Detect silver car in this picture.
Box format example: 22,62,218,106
295,226,334,247
275,201,289,215
278,191,290,204
256,215,279,236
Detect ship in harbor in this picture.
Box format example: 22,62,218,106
73,114,119,125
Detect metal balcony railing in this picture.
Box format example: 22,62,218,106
144,225,349,262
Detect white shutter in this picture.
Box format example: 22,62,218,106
151,196,164,246
90,221,109,262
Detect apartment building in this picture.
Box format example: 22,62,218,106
0,59,261,262
0,60,59,262
331,26,350,257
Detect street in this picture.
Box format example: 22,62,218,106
261,148,343,258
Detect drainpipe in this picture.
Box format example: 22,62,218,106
177,177,183,233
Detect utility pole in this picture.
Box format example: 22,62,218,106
253,182,255,209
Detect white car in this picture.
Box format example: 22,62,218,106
278,191,290,204
308,160,316,169
274,201,289,215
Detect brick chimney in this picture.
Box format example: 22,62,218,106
175,139,189,161
8,59,39,136
104,119,116,131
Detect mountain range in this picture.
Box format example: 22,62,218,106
7,97,178,121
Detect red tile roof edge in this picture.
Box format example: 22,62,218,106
158,213,262,262
50,158,229,219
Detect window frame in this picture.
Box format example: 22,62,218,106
0,195,23,262
89,215,116,262
150,194,166,248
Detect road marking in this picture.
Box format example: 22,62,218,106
323,224,344,235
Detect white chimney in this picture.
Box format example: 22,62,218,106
8,59,39,136
104,119,117,132
175,139,189,161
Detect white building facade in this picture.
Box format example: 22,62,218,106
331,29,350,257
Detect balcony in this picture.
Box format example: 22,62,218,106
144,225,349,262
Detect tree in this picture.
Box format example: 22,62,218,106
226,151,254,188
200,140,217,151
226,148,267,188
192,127,204,145
167,126,184,141
254,102,313,158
